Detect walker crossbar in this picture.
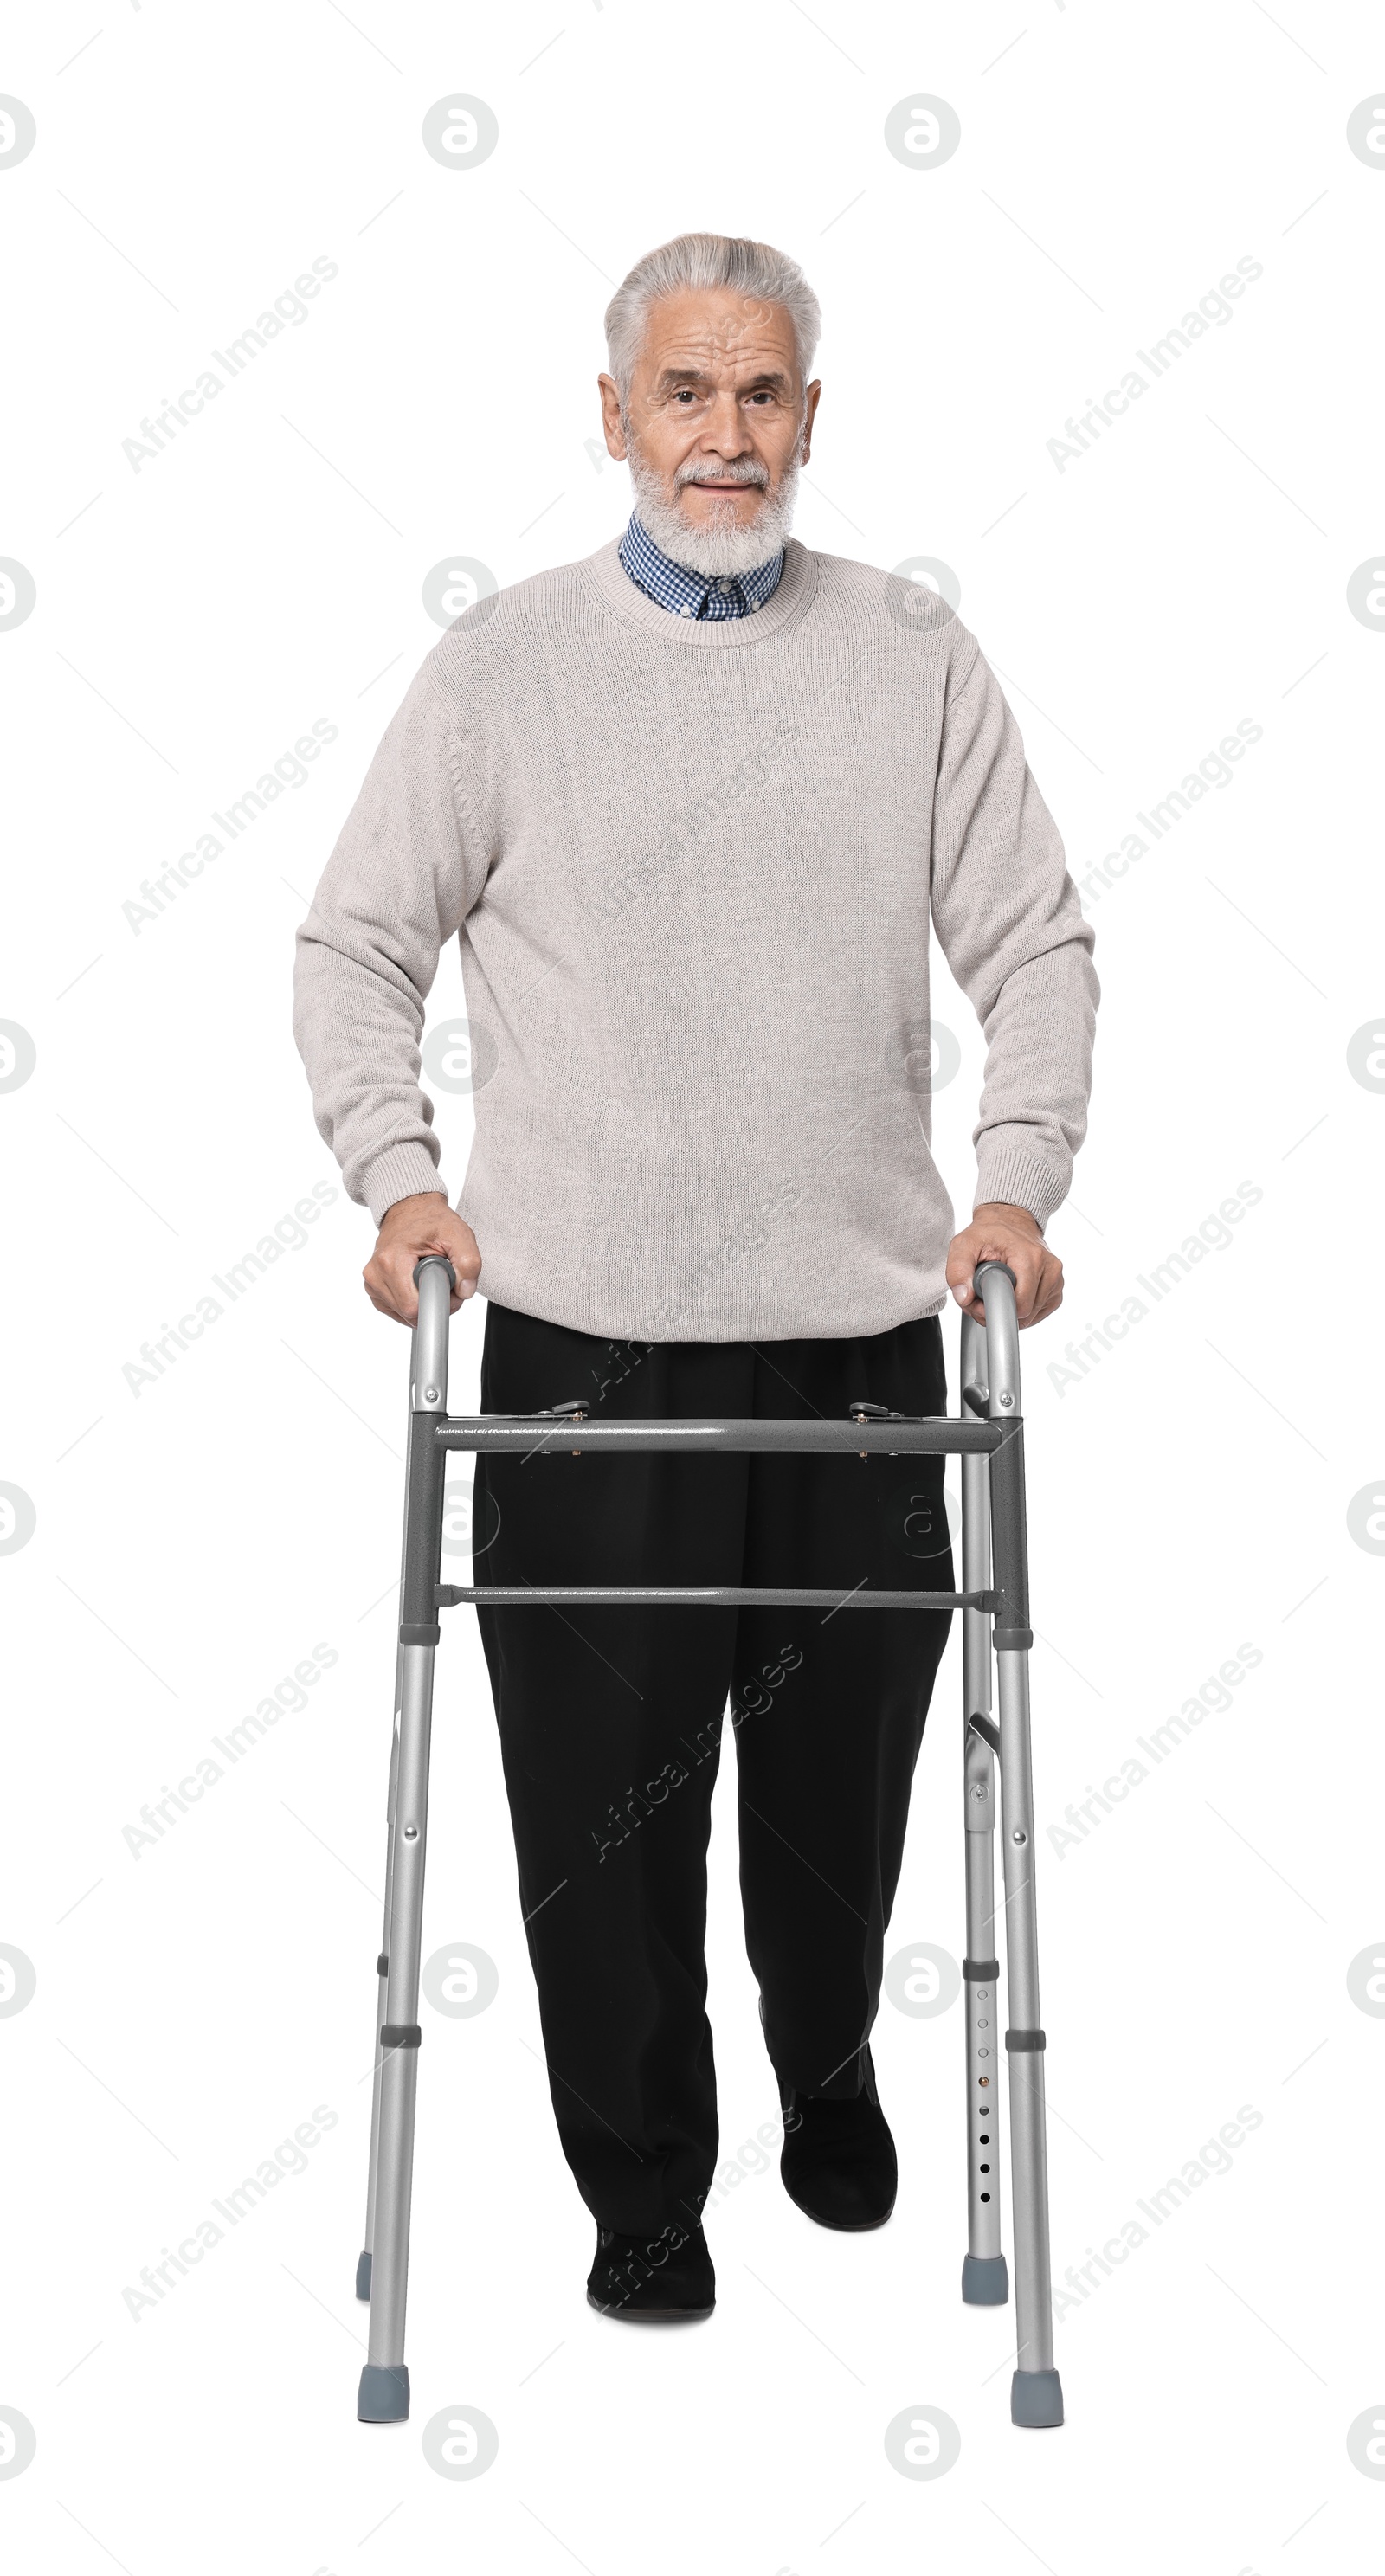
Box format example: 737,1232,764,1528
353,1256,1062,2433
433,1585,996,1610
435,1415,1004,1453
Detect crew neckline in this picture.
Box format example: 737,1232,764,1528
581,533,819,648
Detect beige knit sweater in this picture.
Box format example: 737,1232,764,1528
293,538,1098,1340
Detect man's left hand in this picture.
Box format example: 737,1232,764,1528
946,1201,1063,1330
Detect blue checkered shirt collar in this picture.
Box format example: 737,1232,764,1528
618,514,784,621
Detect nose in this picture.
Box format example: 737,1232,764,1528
697,388,754,454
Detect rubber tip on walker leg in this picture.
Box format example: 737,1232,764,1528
355,2250,371,2302
1010,2367,1064,2429
961,2252,1009,2306
358,2363,410,2424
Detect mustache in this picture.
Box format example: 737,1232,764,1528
673,457,770,491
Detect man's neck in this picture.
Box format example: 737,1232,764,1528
618,514,785,621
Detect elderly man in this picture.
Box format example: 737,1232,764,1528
294,232,1097,2326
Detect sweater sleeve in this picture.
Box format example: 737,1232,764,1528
293,666,483,1226
928,641,1098,1228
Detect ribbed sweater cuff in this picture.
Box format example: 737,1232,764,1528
973,1150,1068,1231
361,1144,449,1228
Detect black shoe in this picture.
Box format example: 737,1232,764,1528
779,2051,898,2231
587,2220,715,2322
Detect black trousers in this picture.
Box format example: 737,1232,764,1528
472,1301,953,2236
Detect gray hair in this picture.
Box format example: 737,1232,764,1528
603,232,821,402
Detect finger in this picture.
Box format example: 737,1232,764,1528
962,1252,1014,1328
1021,1265,1065,1330
437,1227,479,1310
363,1269,412,1326
433,1254,468,1312
949,1268,982,1317
969,1252,1040,1325
389,1251,429,1325
965,1250,1016,1322
982,1245,1044,1326
948,1234,989,1311
946,1240,978,1307
1011,1257,1046,1325
403,1244,472,1323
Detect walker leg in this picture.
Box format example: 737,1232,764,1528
357,1697,401,2302
358,1645,437,2421
958,1311,1008,2309
357,1258,452,2425
975,1264,1063,2430
996,1645,1060,2425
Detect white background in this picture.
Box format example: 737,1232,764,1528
2,0,1382,2566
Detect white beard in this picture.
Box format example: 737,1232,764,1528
626,441,801,577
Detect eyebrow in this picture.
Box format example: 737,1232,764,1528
653,365,794,393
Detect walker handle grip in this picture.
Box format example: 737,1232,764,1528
410,1258,454,1412
972,1262,1021,1415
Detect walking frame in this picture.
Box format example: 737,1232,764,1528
352,1255,1063,2431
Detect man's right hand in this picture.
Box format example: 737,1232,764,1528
364,1192,480,1326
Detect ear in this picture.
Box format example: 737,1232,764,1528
799,377,822,464
597,374,628,461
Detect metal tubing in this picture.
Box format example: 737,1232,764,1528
410,1259,453,1415
366,1640,437,2370
974,1260,1020,1414
437,1583,989,1611
435,1416,1000,1456
963,1843,1003,2263
360,1269,448,2296
987,1426,1032,1646
978,1269,1060,2415
996,1648,1054,2378
359,1304,428,2295
960,1314,1003,2271
976,1265,1031,1649
358,1258,450,2416
960,1317,993,1730
360,1709,400,2290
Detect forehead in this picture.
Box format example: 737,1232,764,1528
635,287,800,382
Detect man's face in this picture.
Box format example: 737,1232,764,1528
599,287,821,544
